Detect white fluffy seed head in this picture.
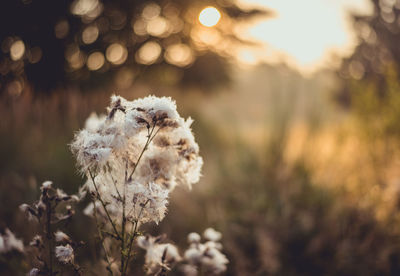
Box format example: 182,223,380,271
29,268,40,276
187,232,201,244
71,95,203,226
0,228,24,253
180,264,198,276
137,235,181,274
54,231,71,243
183,228,228,274
203,228,222,242
55,244,74,264
41,181,53,190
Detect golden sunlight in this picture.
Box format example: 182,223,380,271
199,6,221,27
237,0,372,71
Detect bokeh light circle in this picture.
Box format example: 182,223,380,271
199,7,221,27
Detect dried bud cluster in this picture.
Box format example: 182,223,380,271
0,228,24,253
19,181,81,224
71,95,203,225
55,244,74,264
182,228,228,275
137,235,182,274
19,181,82,275
137,228,228,275
7,95,226,276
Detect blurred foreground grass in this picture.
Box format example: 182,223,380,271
2,64,400,275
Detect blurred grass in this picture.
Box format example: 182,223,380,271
3,64,400,275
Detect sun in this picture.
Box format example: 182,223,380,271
199,6,221,27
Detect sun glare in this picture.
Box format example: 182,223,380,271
199,7,221,27
237,0,372,71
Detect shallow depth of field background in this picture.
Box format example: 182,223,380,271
2,0,400,275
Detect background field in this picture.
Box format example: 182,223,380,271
2,0,400,275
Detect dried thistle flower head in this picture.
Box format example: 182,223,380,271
55,244,74,264
29,268,40,276
187,232,201,244
41,181,53,191
137,235,181,274
183,228,228,275
0,228,24,253
71,95,203,225
29,235,43,247
203,228,222,242
19,203,37,221
54,231,71,243
180,264,198,276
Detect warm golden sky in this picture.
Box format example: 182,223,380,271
236,0,372,72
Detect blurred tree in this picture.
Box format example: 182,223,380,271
337,0,400,105
0,0,268,95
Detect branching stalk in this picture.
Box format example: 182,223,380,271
122,124,159,275
89,123,161,276
88,170,121,241
91,198,114,276
123,199,150,274
45,199,54,276
127,124,158,181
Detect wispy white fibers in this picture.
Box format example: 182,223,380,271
0,228,24,253
55,244,74,264
183,229,228,275
137,235,181,274
71,95,203,226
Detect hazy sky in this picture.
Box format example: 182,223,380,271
236,0,372,72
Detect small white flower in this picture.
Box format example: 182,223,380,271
0,228,24,253
29,235,42,247
83,202,95,216
204,241,223,251
19,203,30,213
138,235,181,274
137,235,151,249
187,232,201,244
41,181,53,190
202,247,229,274
54,231,71,243
19,203,36,221
55,244,74,264
203,228,222,242
56,189,69,200
183,228,228,274
28,268,40,276
180,264,198,276
184,247,203,263
70,195,80,202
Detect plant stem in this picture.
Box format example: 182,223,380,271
127,124,158,181
91,199,114,276
122,123,158,275
45,196,53,276
120,182,126,275
96,123,160,276
88,170,121,241
123,199,150,275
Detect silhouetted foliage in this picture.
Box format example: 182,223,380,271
0,0,268,94
338,0,400,105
